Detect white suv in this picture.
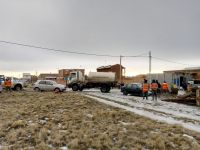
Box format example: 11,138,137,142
33,80,66,92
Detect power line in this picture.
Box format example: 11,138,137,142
1,40,195,67
0,40,146,58
0,40,119,57
152,56,197,67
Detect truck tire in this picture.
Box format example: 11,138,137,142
101,86,108,93
72,84,79,91
106,86,111,93
79,86,84,91
14,84,22,91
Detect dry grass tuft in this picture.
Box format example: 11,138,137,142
11,120,26,128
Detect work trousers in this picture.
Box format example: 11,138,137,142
152,90,157,101
143,92,148,100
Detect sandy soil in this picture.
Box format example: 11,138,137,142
0,91,200,150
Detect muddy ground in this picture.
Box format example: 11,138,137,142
0,91,200,150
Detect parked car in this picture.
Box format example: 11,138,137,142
33,80,66,92
121,83,143,96
121,83,152,96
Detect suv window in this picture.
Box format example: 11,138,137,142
126,84,132,88
39,81,46,84
46,81,53,85
132,84,137,89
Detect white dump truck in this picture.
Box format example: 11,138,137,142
67,71,117,93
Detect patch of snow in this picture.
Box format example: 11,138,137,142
118,121,135,126
60,146,68,150
86,114,93,118
85,94,200,133
183,134,196,141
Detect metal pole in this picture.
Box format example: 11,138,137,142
120,55,122,85
149,51,152,84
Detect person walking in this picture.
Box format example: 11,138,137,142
4,78,12,91
151,80,158,101
142,79,149,100
162,81,169,94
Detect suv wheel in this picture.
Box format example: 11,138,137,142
123,91,128,95
34,87,40,92
54,88,60,93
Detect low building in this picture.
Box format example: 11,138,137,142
23,73,31,80
38,73,59,81
97,64,125,83
164,67,200,87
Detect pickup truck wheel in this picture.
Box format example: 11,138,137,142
34,87,40,92
100,86,107,93
72,84,79,91
15,85,22,91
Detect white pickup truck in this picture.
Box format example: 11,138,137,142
1,77,24,91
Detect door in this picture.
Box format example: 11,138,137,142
45,81,54,91
38,80,46,90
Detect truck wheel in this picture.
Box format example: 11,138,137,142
100,86,107,93
72,84,79,91
79,87,84,91
106,86,111,93
15,85,22,91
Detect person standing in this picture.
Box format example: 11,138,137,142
4,78,12,91
151,80,158,101
142,79,149,100
156,80,161,94
0,78,2,93
162,81,169,94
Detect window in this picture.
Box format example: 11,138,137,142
132,84,137,89
39,81,46,84
46,81,53,85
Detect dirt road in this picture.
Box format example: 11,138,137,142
0,91,200,149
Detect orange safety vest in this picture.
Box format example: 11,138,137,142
4,80,12,87
151,83,158,90
162,83,168,90
142,83,149,92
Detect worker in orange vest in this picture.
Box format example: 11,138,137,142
4,78,12,91
162,81,169,94
142,79,149,100
151,79,158,101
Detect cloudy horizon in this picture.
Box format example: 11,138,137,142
0,0,200,77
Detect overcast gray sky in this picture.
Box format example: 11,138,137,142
0,0,200,77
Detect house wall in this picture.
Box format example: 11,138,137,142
97,64,124,82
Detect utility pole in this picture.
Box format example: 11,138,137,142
149,51,152,84
120,55,122,85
